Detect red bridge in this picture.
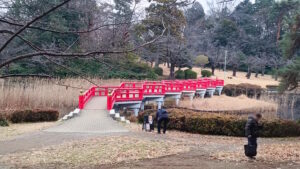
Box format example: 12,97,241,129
78,78,224,116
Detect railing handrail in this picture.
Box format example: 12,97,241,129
79,78,224,110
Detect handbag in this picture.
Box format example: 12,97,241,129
244,144,257,157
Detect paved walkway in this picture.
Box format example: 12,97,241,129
0,97,128,155
46,97,128,134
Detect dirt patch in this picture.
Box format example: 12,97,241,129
0,122,57,141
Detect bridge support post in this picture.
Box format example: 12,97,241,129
215,86,223,96
157,101,162,109
206,89,215,97
140,102,145,111
155,97,164,109
133,108,139,117
189,95,194,101
196,89,206,99
175,98,180,106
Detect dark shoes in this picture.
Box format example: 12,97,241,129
157,132,166,134
247,156,256,160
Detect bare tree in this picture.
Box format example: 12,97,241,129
0,0,166,79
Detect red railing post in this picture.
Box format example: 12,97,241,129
107,91,112,110
78,90,84,109
92,87,96,96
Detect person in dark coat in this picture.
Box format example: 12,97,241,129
245,113,262,158
156,108,169,134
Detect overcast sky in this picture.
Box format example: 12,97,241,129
106,0,256,14
0,0,256,15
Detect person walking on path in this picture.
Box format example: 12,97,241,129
156,108,169,134
245,113,262,159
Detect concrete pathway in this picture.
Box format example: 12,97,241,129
46,97,128,134
0,97,128,155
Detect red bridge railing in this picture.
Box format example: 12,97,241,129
216,79,224,86
79,78,224,110
179,80,197,91
163,81,183,93
143,83,166,95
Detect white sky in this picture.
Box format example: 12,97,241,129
1,0,256,15
130,0,256,14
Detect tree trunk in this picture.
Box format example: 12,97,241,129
4,64,9,74
246,66,251,79
150,61,153,68
255,70,259,78
275,66,279,81
154,56,159,68
261,66,265,76
276,12,284,44
232,66,237,77
211,64,215,75
170,63,175,79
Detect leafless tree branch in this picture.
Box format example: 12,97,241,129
0,19,166,69
0,74,52,78
0,0,72,53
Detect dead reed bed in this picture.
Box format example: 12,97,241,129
179,95,278,119
0,78,122,116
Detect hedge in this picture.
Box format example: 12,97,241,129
139,108,300,137
175,70,185,79
9,109,59,123
184,69,197,79
201,70,212,77
0,114,9,127
153,67,163,76
223,83,263,98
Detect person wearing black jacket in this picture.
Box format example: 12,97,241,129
156,109,169,134
245,113,262,158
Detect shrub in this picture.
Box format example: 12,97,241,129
138,108,300,137
10,109,59,123
223,83,263,98
144,104,156,110
184,69,197,79
201,70,212,77
0,115,9,127
127,115,138,123
175,70,185,79
153,67,163,76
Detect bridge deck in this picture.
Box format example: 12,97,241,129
46,97,128,133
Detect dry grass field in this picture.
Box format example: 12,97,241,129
179,95,277,111
160,65,279,88
0,78,122,116
0,122,57,141
178,95,278,119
